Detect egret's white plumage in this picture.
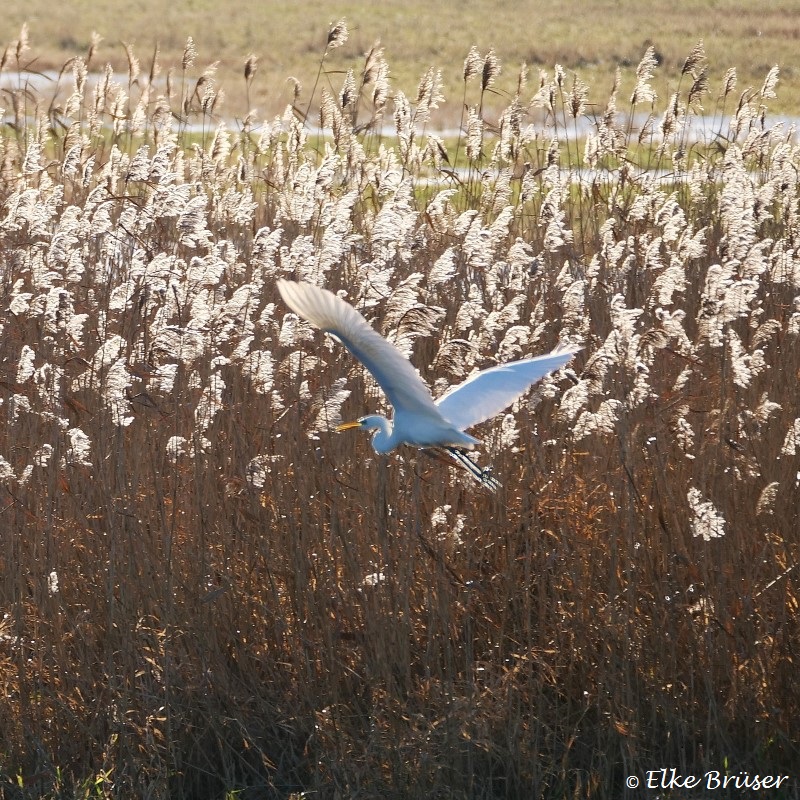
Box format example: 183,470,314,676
277,279,578,488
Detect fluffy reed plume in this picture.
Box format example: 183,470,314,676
182,35,197,70
630,45,658,105
682,39,706,76
15,22,29,63
567,74,588,119
481,48,501,92
415,66,445,123
123,41,140,84
244,53,258,83
326,18,349,50
722,66,738,97
0,33,797,800
463,45,482,83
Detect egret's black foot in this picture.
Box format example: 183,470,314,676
478,466,502,492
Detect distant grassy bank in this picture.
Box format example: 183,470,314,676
3,0,799,123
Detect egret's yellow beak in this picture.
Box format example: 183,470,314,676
336,420,362,432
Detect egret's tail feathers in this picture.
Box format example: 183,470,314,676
444,447,502,492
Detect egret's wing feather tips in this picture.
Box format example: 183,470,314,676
277,280,443,418
436,348,579,431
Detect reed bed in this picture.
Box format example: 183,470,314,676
0,25,798,800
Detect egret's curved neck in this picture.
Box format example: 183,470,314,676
365,415,396,454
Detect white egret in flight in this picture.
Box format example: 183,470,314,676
277,280,578,489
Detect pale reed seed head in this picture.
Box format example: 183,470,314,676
687,488,726,540
372,61,390,112
152,96,171,133
482,49,501,92
756,482,780,516
211,123,231,164
244,54,258,83
287,76,302,104
682,40,706,76
15,23,29,62
201,85,222,116
327,19,349,50
760,65,779,100
416,67,433,105
340,69,356,110
722,67,737,97
320,88,339,130
465,107,483,161
611,67,621,97
631,46,658,105
635,45,658,80
583,134,599,168
497,99,521,155
657,95,683,149
516,62,529,95
688,67,709,109
415,67,445,121
362,42,384,85
530,74,553,112
424,136,449,169
202,61,219,83
538,68,548,89
73,57,88,94
123,42,141,83
148,43,161,83
568,75,588,119
393,90,411,137
463,45,482,83
182,36,197,71
86,32,102,66
781,419,800,456
546,138,559,167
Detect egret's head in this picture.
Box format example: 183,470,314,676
336,415,384,433
335,415,394,453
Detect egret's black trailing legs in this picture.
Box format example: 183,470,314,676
436,447,502,491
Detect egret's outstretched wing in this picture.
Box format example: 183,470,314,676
435,348,579,431
277,280,444,419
